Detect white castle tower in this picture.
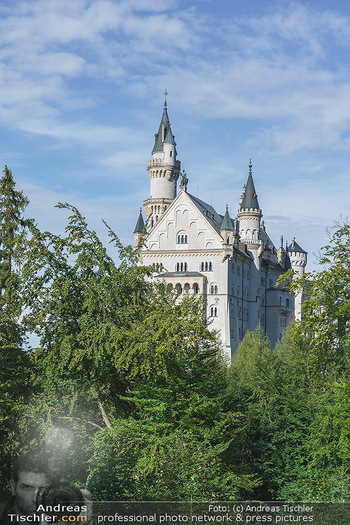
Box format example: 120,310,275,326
143,96,181,226
237,160,262,244
288,238,308,320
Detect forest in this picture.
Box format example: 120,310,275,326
1,165,350,503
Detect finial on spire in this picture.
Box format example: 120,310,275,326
226,204,229,211
249,159,252,175
164,89,168,108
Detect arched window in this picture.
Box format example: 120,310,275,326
286,298,290,308
205,262,208,271
180,263,184,272
209,262,212,271
175,283,182,294
177,230,188,244
193,283,199,294
210,306,218,317
176,263,180,272
184,263,187,271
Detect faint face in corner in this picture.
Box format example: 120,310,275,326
12,471,48,516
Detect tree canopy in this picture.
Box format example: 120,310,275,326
1,167,350,503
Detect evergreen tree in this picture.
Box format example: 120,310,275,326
0,166,33,496
227,327,312,500
0,165,32,348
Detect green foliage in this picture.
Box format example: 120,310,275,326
20,203,155,430
227,327,313,500
3,187,350,504
0,165,33,347
113,295,258,500
17,203,259,499
284,222,350,380
0,166,34,496
306,379,350,500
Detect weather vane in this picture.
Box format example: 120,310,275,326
164,89,168,107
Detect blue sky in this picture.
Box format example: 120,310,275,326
1,0,350,272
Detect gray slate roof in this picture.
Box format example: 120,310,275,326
156,271,203,278
288,239,307,254
188,193,223,228
133,208,145,233
221,205,234,230
152,105,176,154
240,172,260,211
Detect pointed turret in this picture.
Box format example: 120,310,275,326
133,207,145,233
288,238,307,275
221,205,234,230
144,95,181,225
221,205,235,247
133,208,146,247
152,101,176,153
237,160,262,244
288,238,307,320
240,160,260,211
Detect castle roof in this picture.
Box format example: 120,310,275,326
288,239,307,254
220,205,234,231
240,162,260,211
152,103,176,154
133,208,145,233
156,271,203,278
188,194,223,228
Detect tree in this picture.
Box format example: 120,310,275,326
0,166,33,496
281,221,350,380
18,204,259,499
226,327,313,500
20,203,154,430
305,379,350,500
104,292,258,500
0,165,33,348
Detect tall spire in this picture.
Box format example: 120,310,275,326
240,160,260,211
152,94,176,154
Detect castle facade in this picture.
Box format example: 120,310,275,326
134,101,307,360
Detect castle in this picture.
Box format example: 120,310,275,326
133,100,307,360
